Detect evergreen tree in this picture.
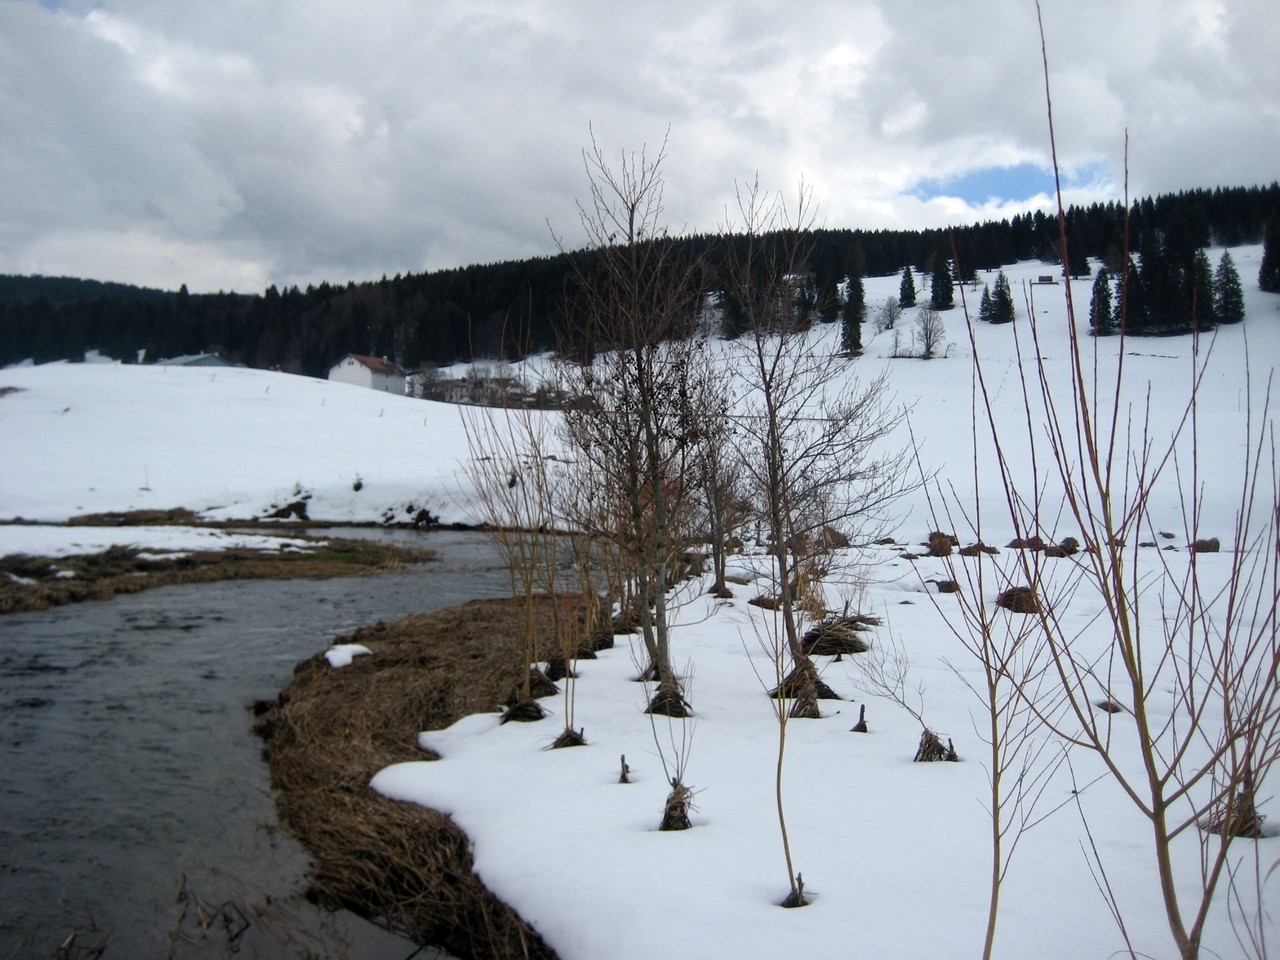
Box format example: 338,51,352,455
818,276,841,323
840,274,864,354
719,286,746,339
1089,269,1116,336
1113,256,1144,333
1138,234,1170,332
846,271,865,324
1260,215,1280,293
991,271,1015,323
978,284,994,322
899,265,917,307
1189,248,1216,328
930,257,954,310
1064,237,1092,278
1213,251,1245,324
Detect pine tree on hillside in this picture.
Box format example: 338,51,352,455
899,266,917,307
1113,256,1144,333
1190,248,1216,328
1089,269,1116,336
991,270,1015,323
1213,251,1245,324
1260,216,1280,293
1066,239,1092,278
1138,234,1172,332
978,284,994,322
841,273,865,354
719,287,746,339
930,258,954,310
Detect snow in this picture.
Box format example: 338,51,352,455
3,245,1278,958
0,361,493,529
0,523,318,559
325,643,373,668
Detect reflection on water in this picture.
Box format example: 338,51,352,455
0,530,510,959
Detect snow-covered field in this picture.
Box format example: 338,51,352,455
3,246,1278,958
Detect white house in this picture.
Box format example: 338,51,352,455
326,354,407,394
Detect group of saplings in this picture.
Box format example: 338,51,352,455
462,140,933,909
465,106,1279,949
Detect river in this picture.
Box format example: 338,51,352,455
0,530,511,960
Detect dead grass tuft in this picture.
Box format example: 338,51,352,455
505,668,559,704
995,586,1042,614
659,780,694,831
645,682,692,718
800,617,875,656
914,728,959,762
548,727,587,749
1200,790,1266,839
501,698,548,724
927,531,957,557
769,660,841,701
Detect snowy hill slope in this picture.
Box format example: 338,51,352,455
2,245,1278,959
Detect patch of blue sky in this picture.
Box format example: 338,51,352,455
911,159,1110,205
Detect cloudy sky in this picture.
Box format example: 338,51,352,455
2,0,1276,293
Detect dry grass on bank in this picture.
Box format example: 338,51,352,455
0,539,431,614
256,597,566,960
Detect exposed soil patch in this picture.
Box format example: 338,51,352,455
256,597,564,960
0,538,432,614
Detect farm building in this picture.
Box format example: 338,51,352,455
326,354,407,394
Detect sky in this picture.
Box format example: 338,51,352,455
1,0,1277,294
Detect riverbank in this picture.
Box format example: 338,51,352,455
256,596,563,960
0,528,434,613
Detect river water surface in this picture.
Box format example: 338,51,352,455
0,530,511,960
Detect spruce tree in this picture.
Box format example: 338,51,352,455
1138,235,1170,332
1189,248,1216,328
930,258,954,310
1066,240,1092,278
1213,251,1245,324
1113,256,1144,333
1260,215,1280,293
1089,269,1115,336
899,265,917,307
841,273,865,354
991,270,1014,323
978,284,994,322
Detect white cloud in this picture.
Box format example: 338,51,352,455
1,0,1276,292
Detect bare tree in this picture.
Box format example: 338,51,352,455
722,177,913,909
725,179,912,719
556,129,706,717
913,306,945,360
876,295,903,332
688,349,748,598
459,404,558,723
948,21,1280,953
911,423,1077,959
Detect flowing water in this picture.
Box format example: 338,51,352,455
0,530,511,960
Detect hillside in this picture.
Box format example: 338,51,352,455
2,245,1278,959
1,183,1277,375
